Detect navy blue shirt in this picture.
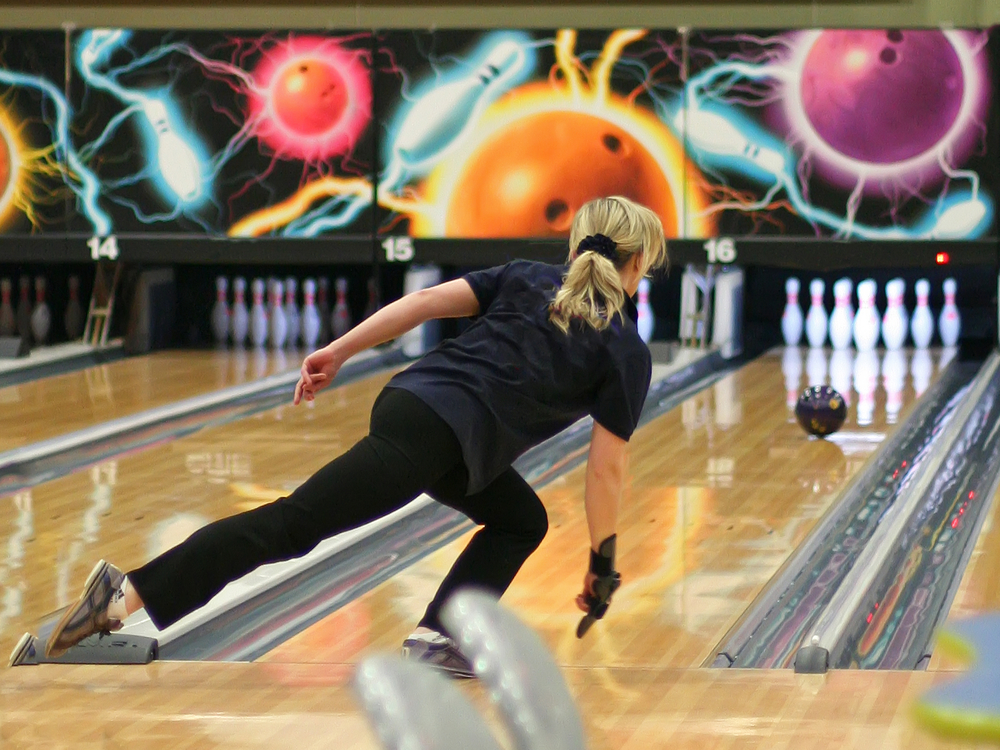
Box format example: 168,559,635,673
386,261,651,495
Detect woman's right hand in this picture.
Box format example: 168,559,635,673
294,345,344,405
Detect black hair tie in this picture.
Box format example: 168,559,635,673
577,234,618,263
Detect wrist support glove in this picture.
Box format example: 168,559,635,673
577,534,621,638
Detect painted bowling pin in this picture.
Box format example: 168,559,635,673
939,278,961,347
29,277,50,345
269,279,287,350
805,278,827,348
284,277,300,348
829,278,854,350
249,278,268,349
211,276,230,346
881,278,908,350
332,277,351,339
853,279,881,352
394,39,525,168
781,277,803,346
637,278,654,343
231,277,249,347
65,275,84,340
0,278,14,337
910,279,934,349
301,279,321,350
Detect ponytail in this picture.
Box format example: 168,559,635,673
548,196,668,334
549,240,626,334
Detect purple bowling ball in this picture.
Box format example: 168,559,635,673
800,30,964,164
795,385,848,438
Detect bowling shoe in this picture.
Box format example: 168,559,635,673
45,560,125,659
401,632,475,679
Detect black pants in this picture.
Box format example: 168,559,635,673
129,388,549,633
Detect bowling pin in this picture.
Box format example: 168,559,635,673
637,278,654,343
911,348,932,397
301,279,321,350
317,277,331,344
141,98,201,202
230,277,249,347
881,278,908,350
910,279,934,349
401,265,443,357
394,40,525,168
829,348,854,408
15,276,30,341
829,278,854,350
0,278,14,337
211,276,230,346
853,349,881,427
782,346,803,412
853,279,881,352
781,277,803,346
805,278,827,348
64,275,83,340
284,277,300,348
249,278,268,349
806,346,828,386
363,276,380,320
29,277,50,345
269,279,287,350
332,277,351,339
939,278,961,347
882,349,906,424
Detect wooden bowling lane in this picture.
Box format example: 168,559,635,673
261,348,943,672
927,478,1000,671
0,661,981,749
0,367,398,652
0,348,302,452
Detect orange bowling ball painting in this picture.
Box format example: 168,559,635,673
378,30,712,240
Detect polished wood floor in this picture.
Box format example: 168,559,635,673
1,347,990,750
0,348,302,451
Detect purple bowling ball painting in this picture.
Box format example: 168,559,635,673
684,29,996,240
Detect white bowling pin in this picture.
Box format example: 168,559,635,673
637,278,654,343
29,277,50,345
15,276,30,341
0,278,14,337
249,278,268,349
142,98,201,202
64,275,83,340
231,277,249,347
317,277,331,344
782,346,803,411
806,346,828,386
910,279,934,349
939,278,961,347
301,279,321,350
269,279,287,350
911,348,933,397
881,278,908,350
394,39,525,168
401,265,443,357
882,349,906,424
781,277,803,346
853,349,881,427
211,276,230,346
853,279,881,352
284,277,300,348
332,277,351,339
829,348,854,408
829,278,854,350
805,278,827,348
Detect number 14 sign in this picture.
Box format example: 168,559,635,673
88,236,120,261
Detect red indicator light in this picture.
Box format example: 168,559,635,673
867,613,873,624
936,252,950,265
952,518,960,529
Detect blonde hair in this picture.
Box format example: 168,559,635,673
549,196,668,334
